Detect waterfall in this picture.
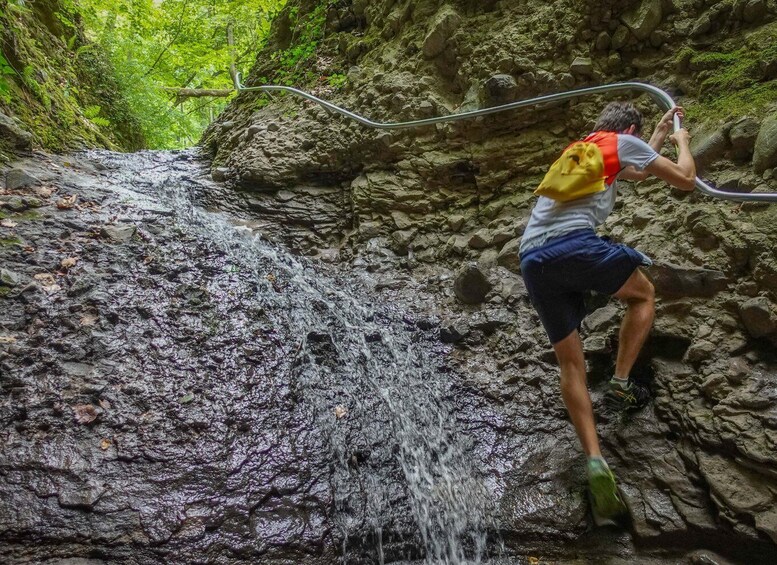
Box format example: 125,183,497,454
94,149,493,563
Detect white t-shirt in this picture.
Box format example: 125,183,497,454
519,134,659,255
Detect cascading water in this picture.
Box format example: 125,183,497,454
92,149,495,563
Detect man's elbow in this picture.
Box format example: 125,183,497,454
667,169,696,192
677,175,696,191
672,177,696,192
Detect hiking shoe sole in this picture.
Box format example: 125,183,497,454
589,472,627,526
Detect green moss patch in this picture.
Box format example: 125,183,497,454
0,236,23,247
681,23,777,122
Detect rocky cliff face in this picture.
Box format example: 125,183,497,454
202,0,777,559
0,0,144,156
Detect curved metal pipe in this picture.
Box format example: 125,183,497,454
235,74,776,203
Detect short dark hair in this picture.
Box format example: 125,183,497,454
593,101,643,135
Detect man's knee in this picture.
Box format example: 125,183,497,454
616,270,655,304
640,278,656,304
553,331,586,374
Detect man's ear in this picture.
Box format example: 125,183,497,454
625,124,638,136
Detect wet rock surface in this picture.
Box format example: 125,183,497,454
0,151,497,564
198,0,777,561
1,135,776,565
4,0,777,562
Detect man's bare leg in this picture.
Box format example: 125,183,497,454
553,330,600,457
613,269,655,378
554,330,626,524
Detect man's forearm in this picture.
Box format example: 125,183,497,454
648,126,670,153
676,143,696,185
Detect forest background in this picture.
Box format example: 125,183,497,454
0,0,289,150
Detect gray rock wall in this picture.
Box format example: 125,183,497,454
202,0,777,557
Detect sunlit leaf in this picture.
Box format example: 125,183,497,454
74,404,99,424
56,194,78,209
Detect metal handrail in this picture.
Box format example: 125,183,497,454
234,73,777,203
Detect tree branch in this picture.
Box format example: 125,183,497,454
143,0,190,78
161,87,234,99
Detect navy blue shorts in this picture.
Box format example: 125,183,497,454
520,229,652,344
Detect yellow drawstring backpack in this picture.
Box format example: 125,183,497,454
534,131,621,202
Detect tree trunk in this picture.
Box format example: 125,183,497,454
162,88,233,98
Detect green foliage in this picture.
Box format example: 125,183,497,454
327,72,347,89
73,0,288,148
270,2,328,86
0,54,15,103
83,104,101,119
83,104,110,127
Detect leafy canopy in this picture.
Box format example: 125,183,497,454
68,0,287,149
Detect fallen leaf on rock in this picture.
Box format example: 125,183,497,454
100,438,111,450
23,246,35,253
33,273,61,293
34,273,56,286
61,257,78,269
42,284,61,295
179,393,194,405
99,399,111,410
35,186,55,198
73,404,98,424
56,195,77,209
0,335,17,344
334,405,347,419
1,219,18,228
266,273,276,283
80,314,98,326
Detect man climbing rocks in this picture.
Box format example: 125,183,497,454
518,102,696,525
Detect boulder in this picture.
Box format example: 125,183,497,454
391,211,414,230
453,263,492,304
5,169,40,190
646,263,728,299
729,117,759,153
595,32,611,51
739,297,777,338
753,112,777,174
483,74,518,107
440,318,470,343
0,268,23,287
496,238,521,274
610,26,630,50
570,57,594,77
582,304,620,333
447,214,465,232
622,0,663,41
468,229,492,249
743,0,768,23
101,224,137,243
422,6,462,59
391,228,417,254
0,112,33,150
691,125,729,171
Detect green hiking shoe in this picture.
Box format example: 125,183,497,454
605,378,650,411
587,458,627,527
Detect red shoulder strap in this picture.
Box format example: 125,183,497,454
584,131,622,185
